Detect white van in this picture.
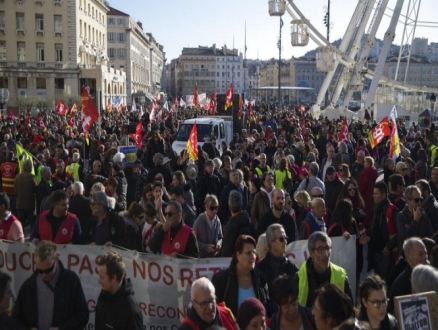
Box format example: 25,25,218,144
171,116,233,156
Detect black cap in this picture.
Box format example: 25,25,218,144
326,166,336,174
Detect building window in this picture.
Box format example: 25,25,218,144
118,18,125,26
0,41,5,61
35,14,44,31
17,42,25,61
0,12,5,29
117,48,125,59
17,77,27,89
54,15,62,33
36,43,44,62
36,78,46,89
55,78,64,89
108,48,115,59
118,33,124,42
55,43,63,62
108,18,115,25
16,13,25,30
108,32,115,42
0,77,7,88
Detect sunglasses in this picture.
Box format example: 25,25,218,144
348,187,356,191
412,198,423,203
276,236,288,243
164,212,176,218
311,194,324,198
37,262,56,274
209,206,219,211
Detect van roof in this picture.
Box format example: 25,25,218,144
180,117,224,125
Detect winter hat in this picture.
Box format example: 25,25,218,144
236,297,266,330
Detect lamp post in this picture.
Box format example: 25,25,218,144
323,0,331,108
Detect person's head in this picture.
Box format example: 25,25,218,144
333,199,353,229
310,187,324,199
96,251,126,294
22,159,33,173
205,159,215,175
261,172,274,191
373,181,388,205
204,194,219,220
190,277,217,324
284,192,292,211
313,284,355,329
395,161,408,175
364,156,374,168
256,233,269,260
34,241,59,283
91,182,105,195
338,141,348,153
416,179,431,198
72,182,84,196
266,223,287,256
236,297,266,330
229,169,240,185
172,171,186,187
232,235,256,270
0,192,10,215
164,201,182,227
326,146,335,158
90,191,109,216
51,189,69,217
272,188,285,212
385,158,395,170
143,202,157,224
431,167,438,184
310,197,325,218
259,153,267,167
56,159,65,173
308,231,331,273
153,181,164,200
417,149,428,162
356,151,365,163
170,185,185,205
411,264,438,294
338,163,350,178
388,174,405,194
126,202,146,225
41,166,52,181
143,183,154,201
294,190,311,209
403,237,428,268
271,275,300,322
325,166,336,182
0,271,11,313
404,185,423,210
308,162,319,176
359,274,388,324
228,190,243,214
223,156,231,169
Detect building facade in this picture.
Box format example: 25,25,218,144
0,0,126,111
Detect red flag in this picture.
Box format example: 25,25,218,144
80,87,99,132
300,105,306,113
37,113,46,130
368,116,391,149
389,118,400,158
70,101,78,114
225,84,233,111
67,116,76,128
55,100,68,115
247,101,253,124
238,93,243,119
204,98,211,111
129,121,143,148
209,97,215,115
193,84,200,109
337,118,349,143
9,111,15,121
106,100,112,112
186,121,198,160
149,108,156,122
174,95,178,108
213,89,217,115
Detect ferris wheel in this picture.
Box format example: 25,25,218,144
268,0,438,118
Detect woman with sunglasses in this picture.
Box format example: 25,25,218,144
192,195,223,258
338,163,351,183
337,179,366,225
357,275,397,330
122,202,146,251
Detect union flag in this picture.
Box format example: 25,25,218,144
186,121,198,160
225,84,233,111
193,84,200,109
55,99,68,115
368,116,391,149
337,118,349,143
80,87,99,132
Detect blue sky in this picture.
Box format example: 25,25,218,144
107,0,437,62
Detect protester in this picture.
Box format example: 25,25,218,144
0,192,24,242
0,271,17,330
236,297,267,330
122,202,146,251
14,159,37,228
95,251,143,330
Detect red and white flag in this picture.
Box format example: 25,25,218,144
129,121,143,148
70,101,78,114
80,87,99,132
337,118,349,143
56,100,68,115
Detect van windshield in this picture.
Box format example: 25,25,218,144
176,124,212,142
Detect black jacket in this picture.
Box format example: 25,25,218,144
369,199,399,254
178,304,225,330
12,261,89,330
123,216,143,251
255,252,298,314
267,305,316,330
257,209,296,243
421,194,438,232
36,180,52,214
358,312,397,330
113,172,128,210
218,183,248,225
324,179,344,212
387,265,413,314
68,194,92,243
221,211,256,257
212,259,270,317
95,278,143,330
195,172,222,212
89,211,126,246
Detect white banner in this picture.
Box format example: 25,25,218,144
0,237,355,327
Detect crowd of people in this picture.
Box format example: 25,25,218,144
1,102,438,329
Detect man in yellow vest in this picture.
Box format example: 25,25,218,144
294,231,353,308
66,152,84,183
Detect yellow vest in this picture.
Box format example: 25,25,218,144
255,165,271,178
297,261,346,306
274,169,290,189
66,163,80,182
429,145,437,168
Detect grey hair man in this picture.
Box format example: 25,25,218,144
411,264,438,294
69,182,92,243
255,223,298,314
179,277,235,329
221,191,255,257
218,169,248,225
293,231,353,308
296,162,325,196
